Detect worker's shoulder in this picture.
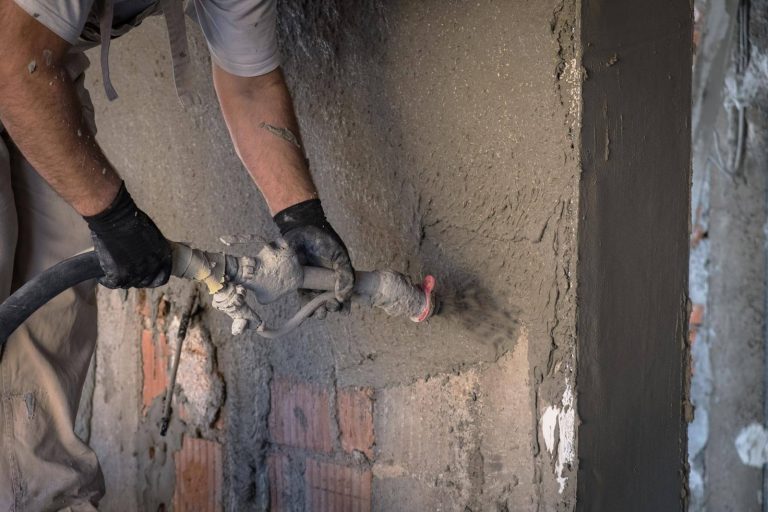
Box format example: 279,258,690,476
191,0,281,77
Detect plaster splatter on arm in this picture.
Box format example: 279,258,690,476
259,122,302,150
0,0,122,216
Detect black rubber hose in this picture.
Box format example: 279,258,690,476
0,251,103,346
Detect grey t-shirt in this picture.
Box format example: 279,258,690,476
12,0,280,77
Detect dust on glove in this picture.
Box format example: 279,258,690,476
84,182,172,289
273,199,355,317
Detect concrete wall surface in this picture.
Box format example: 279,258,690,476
72,0,690,510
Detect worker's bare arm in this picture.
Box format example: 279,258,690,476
212,64,318,214
213,64,354,309
0,0,121,216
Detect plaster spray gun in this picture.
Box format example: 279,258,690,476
167,239,437,434
169,239,438,336
0,239,438,344
0,239,438,435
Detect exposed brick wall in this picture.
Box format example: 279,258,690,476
305,459,372,512
139,291,170,413
173,436,224,512
137,291,227,510
141,329,169,412
689,303,705,345
268,376,375,511
269,377,335,453
338,387,375,460
269,453,291,511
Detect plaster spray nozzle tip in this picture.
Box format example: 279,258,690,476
411,275,438,323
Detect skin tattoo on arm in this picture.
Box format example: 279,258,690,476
258,122,302,149
213,64,318,214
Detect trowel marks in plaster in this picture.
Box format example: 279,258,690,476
540,382,575,494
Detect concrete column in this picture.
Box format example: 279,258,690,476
577,1,692,510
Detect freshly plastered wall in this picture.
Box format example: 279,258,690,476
74,0,690,510
272,1,581,508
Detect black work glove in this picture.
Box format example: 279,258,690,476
84,182,172,289
274,199,355,318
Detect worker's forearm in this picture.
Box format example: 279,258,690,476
0,1,121,216
213,65,317,214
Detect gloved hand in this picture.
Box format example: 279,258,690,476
273,199,355,318
84,182,172,289
213,283,262,335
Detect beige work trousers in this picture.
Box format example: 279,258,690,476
0,54,104,511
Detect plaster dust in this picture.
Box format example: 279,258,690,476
241,240,303,304
366,270,424,318
83,0,580,509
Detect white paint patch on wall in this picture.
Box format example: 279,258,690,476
735,423,768,467
541,406,559,454
540,381,577,494
556,384,576,493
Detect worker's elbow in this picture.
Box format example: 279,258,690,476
213,64,286,100
0,0,72,87
248,67,286,91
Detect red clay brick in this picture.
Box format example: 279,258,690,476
269,377,334,453
305,459,372,512
337,387,375,459
690,304,704,326
141,330,169,412
136,289,150,318
173,436,223,512
689,303,705,344
268,453,290,512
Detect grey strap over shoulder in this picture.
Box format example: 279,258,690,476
97,0,198,106
161,0,199,106
98,0,117,100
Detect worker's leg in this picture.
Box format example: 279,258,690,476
0,53,104,512
0,130,19,507
0,129,17,300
